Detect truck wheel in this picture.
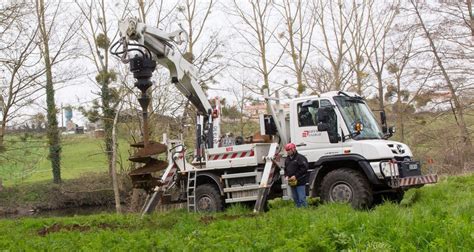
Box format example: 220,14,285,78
195,184,224,212
379,190,404,204
321,168,373,209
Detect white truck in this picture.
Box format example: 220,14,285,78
110,18,437,214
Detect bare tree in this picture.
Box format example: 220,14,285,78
176,0,224,137
467,0,473,38
385,27,416,142
0,6,43,149
274,0,316,95
76,0,131,212
385,23,435,142
365,1,399,111
36,0,61,183
347,0,373,95
305,62,336,94
426,0,474,97
229,0,284,94
110,99,124,213
35,0,81,183
410,0,472,165
311,0,355,91
0,1,25,38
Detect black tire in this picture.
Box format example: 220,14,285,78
195,184,224,212
379,190,405,204
321,168,373,209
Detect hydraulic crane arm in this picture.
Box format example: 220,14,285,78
115,17,212,115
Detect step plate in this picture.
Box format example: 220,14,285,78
225,196,258,203
224,185,260,193
222,172,258,179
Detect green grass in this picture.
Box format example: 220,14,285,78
0,174,472,251
0,134,131,186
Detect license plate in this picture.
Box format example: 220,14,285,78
409,164,418,170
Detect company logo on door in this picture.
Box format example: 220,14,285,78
302,130,321,137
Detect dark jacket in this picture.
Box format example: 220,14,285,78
284,152,309,186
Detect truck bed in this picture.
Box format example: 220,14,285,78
201,143,272,170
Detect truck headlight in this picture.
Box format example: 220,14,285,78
380,161,399,177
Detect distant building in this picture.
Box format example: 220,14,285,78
243,102,290,121
417,90,453,112
243,103,267,121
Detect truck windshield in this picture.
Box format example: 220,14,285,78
334,96,384,140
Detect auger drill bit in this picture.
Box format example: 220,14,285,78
128,55,168,193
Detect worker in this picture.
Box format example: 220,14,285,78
284,143,309,207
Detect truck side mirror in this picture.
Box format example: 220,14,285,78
316,106,334,132
317,123,329,131
316,106,332,123
389,126,396,134
380,111,388,134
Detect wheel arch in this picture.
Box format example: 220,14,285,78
309,154,381,197
196,172,225,196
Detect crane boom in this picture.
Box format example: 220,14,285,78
112,17,219,165
117,18,212,115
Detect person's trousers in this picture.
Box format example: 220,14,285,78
291,185,307,208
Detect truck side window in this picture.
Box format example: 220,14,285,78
297,100,318,127
320,100,331,107
321,100,338,143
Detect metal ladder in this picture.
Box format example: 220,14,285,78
187,170,197,212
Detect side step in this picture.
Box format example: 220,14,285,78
225,196,258,203
223,170,261,204
222,171,258,179
224,184,259,193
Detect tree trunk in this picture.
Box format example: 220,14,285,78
129,188,141,212
111,102,123,214
395,76,405,142
397,100,405,143
467,0,473,38
101,78,114,176
334,64,341,90
356,68,363,95
0,123,5,151
376,73,384,111
37,0,61,184
0,105,8,150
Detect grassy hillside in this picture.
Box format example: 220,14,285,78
0,134,131,186
0,174,472,251
390,109,474,174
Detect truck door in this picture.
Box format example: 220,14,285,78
291,99,341,162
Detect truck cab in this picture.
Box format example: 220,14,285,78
282,91,436,208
